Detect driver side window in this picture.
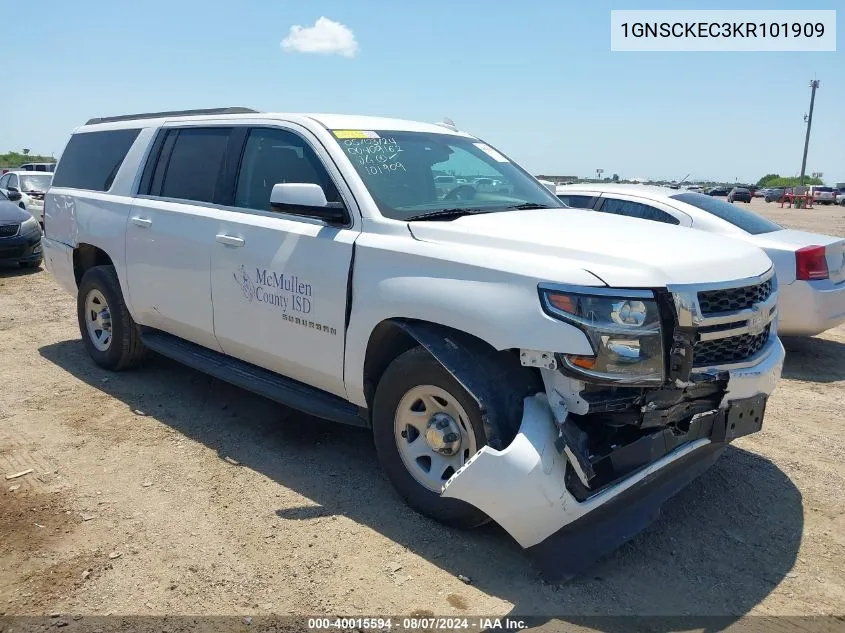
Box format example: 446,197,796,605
234,128,340,212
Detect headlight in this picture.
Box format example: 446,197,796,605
539,285,665,384
21,215,40,234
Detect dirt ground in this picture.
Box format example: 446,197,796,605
1,197,843,626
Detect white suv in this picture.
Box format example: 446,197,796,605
42,107,784,582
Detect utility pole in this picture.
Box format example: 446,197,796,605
799,79,819,187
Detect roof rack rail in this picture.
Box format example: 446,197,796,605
85,107,260,126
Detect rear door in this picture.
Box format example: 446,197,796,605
209,124,360,398
125,125,236,351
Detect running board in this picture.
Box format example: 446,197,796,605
140,330,366,427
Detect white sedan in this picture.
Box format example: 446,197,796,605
0,170,52,224
555,184,845,336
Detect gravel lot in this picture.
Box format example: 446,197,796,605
1,197,843,625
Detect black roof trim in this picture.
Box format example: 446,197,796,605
85,107,260,126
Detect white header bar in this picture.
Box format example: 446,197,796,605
611,10,836,51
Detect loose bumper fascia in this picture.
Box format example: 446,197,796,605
441,339,785,582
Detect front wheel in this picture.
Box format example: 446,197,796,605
372,347,490,528
77,265,148,371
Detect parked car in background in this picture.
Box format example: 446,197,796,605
0,171,52,224
764,188,788,203
836,191,845,206
0,189,43,268
752,187,765,197
808,186,836,205
707,186,730,196
20,162,57,172
433,175,458,198
555,184,845,336
728,187,752,203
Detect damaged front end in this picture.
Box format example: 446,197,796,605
441,269,784,582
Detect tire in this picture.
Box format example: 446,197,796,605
77,265,147,371
372,346,490,528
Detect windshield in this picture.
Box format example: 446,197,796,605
19,173,52,192
671,192,782,235
330,130,563,220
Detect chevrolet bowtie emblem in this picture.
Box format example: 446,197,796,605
747,306,767,336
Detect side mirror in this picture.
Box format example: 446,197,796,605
7,186,19,193
6,190,21,202
269,183,345,223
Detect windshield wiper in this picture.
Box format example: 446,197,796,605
406,208,495,222
503,202,554,210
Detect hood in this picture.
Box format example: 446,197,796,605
408,208,773,287
0,201,31,224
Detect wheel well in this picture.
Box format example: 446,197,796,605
73,244,114,287
362,318,540,405
362,320,419,407
363,319,542,447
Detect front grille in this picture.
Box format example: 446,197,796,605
693,324,771,367
697,278,774,315
0,223,20,238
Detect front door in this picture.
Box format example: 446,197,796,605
210,125,360,398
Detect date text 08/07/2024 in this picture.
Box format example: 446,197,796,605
306,617,529,630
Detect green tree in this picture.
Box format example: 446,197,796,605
757,173,823,188
757,173,781,187
0,150,55,168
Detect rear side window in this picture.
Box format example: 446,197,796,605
597,197,680,225
151,128,231,204
671,192,782,235
52,129,141,191
557,194,594,209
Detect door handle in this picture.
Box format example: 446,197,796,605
216,234,245,247
130,216,152,228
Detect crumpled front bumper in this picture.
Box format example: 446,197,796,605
441,338,785,582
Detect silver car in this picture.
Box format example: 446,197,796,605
555,184,845,336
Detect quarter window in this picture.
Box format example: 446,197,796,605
51,128,141,191
234,128,340,212
597,198,680,225
557,194,594,209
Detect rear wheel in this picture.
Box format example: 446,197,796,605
77,265,148,371
372,346,490,528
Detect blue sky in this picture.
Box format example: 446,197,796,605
1,0,841,183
